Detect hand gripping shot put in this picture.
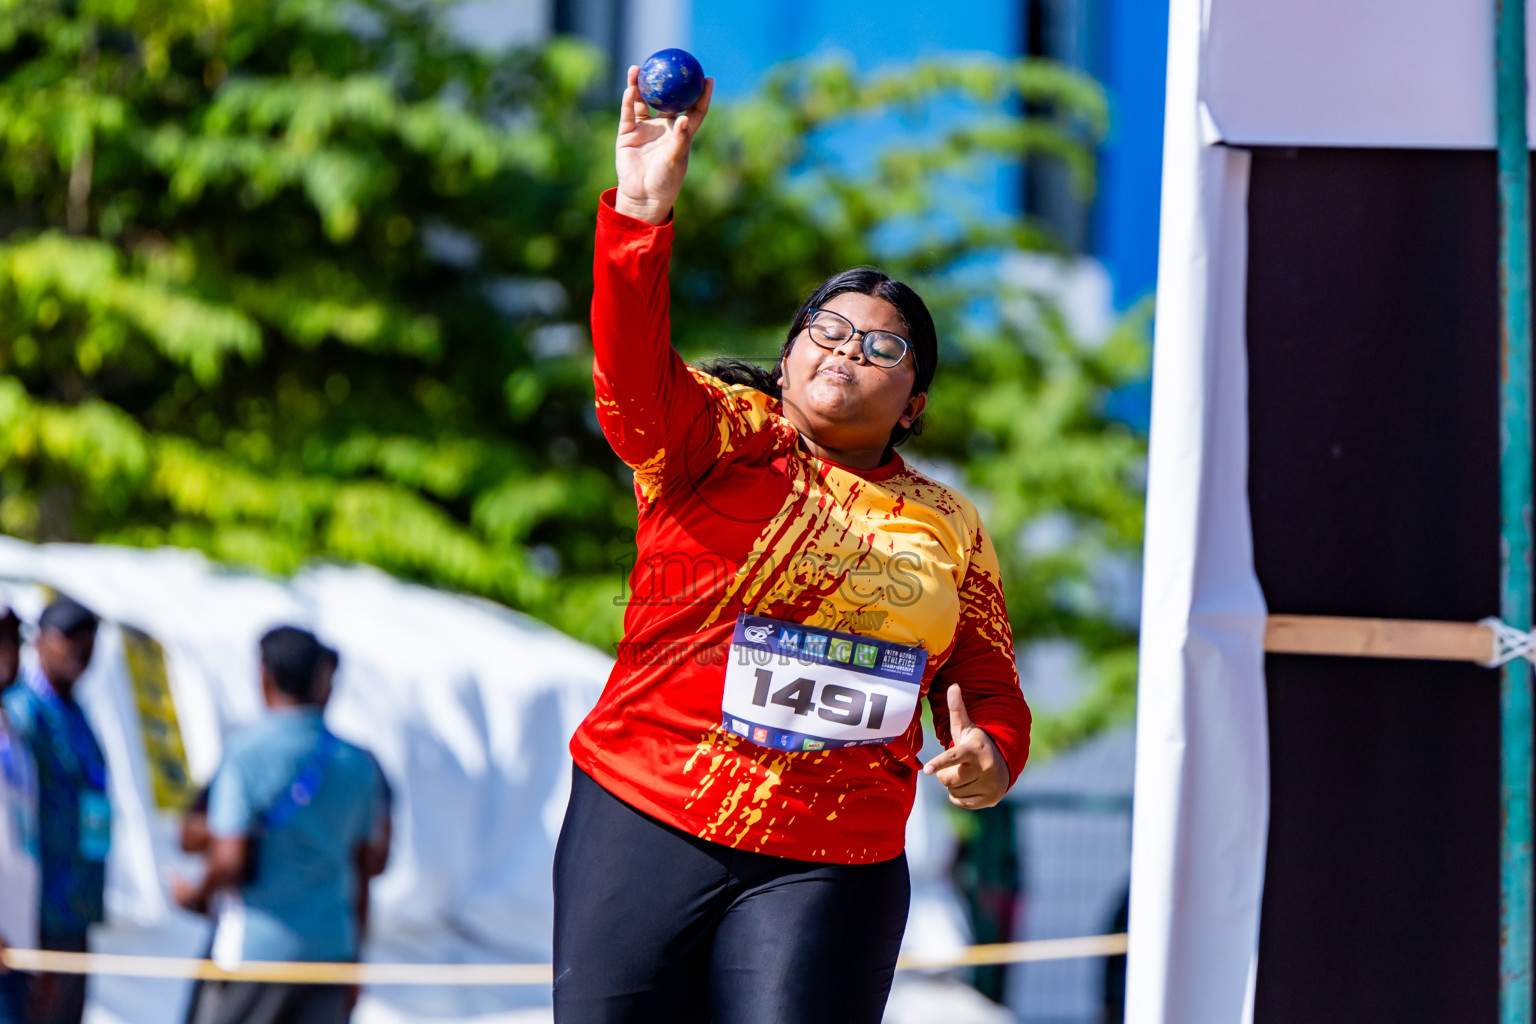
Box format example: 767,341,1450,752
551,58,1033,1024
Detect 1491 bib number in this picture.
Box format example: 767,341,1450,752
750,669,890,730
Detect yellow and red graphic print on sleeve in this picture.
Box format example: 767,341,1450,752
573,190,1031,865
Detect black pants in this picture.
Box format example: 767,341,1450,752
553,767,910,1024
32,932,89,1024
190,981,349,1024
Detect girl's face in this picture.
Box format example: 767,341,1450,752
776,291,926,459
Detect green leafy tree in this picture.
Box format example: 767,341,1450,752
0,0,1145,754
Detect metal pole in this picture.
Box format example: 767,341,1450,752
1497,0,1534,1019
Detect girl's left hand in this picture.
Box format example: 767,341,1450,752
922,685,1010,809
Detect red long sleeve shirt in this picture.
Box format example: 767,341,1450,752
570,189,1031,864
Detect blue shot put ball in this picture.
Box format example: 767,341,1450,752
638,48,706,116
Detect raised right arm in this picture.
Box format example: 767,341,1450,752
593,66,744,503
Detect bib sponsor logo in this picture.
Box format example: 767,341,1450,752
743,624,774,644
880,648,921,678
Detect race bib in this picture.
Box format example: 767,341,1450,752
721,613,929,752
78,789,111,863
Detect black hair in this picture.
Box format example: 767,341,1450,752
259,625,325,702
700,267,939,448
38,595,99,636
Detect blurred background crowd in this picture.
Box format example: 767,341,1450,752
2,599,391,1024
0,0,1168,1021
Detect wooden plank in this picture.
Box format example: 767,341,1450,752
1264,615,1496,664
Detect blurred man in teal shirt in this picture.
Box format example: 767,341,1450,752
175,626,389,1024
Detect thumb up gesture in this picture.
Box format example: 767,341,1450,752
922,685,1010,809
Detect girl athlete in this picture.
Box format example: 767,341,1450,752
554,67,1032,1024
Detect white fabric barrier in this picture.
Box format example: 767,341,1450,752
1124,0,1271,1020
0,539,975,1024
1201,0,1536,148
1128,2,1536,1019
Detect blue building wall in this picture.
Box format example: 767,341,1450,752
1091,0,1167,309
688,0,1167,311
693,0,1021,92
691,1,1024,230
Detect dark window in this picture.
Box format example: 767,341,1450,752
554,0,630,93
1021,0,1099,252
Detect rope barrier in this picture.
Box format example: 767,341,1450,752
0,950,553,985
0,933,1129,984
895,932,1127,969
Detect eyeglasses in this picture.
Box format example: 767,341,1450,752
803,308,915,369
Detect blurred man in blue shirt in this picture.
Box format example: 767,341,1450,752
2,597,106,1024
0,605,38,1024
175,626,390,1024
